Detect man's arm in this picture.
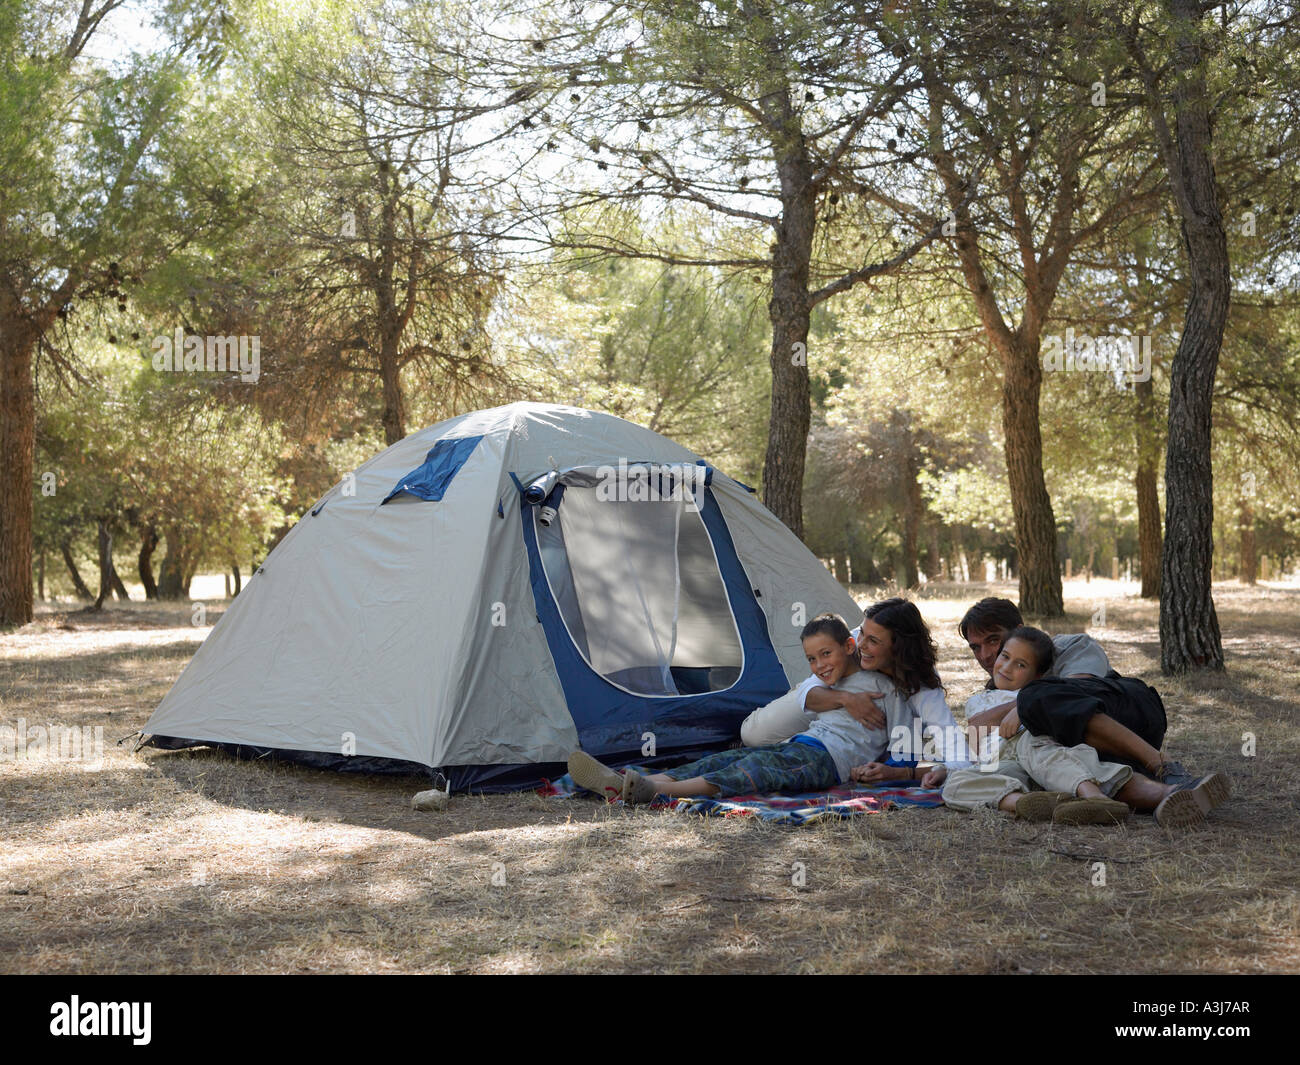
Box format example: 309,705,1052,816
966,699,1017,731
956,695,1015,762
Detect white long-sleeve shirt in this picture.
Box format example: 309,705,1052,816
794,656,972,768
796,670,908,782
963,687,1021,761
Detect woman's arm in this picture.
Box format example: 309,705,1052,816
909,686,975,766
804,684,887,728
850,761,918,783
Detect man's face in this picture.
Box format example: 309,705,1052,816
968,626,1009,676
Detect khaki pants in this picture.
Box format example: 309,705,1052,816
942,732,1133,811
739,687,815,747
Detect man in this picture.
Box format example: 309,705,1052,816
959,598,1220,799
741,597,1115,751
962,598,1112,681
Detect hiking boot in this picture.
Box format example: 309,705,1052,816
1154,785,1204,828
1155,773,1229,827
567,750,624,803
621,768,659,805
1187,771,1230,815
1152,760,1197,787
1052,797,1131,825
1013,791,1073,822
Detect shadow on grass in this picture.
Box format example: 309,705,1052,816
1,642,200,715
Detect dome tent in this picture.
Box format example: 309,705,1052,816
142,402,859,791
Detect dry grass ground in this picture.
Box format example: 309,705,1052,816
1,580,1297,974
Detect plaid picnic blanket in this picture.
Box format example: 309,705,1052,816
538,770,944,825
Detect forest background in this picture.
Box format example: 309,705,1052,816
3,0,1298,676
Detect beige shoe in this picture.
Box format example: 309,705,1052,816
1153,775,1228,828
621,768,659,805
1013,791,1073,822
1052,797,1131,825
567,750,624,803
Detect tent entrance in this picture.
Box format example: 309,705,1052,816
535,484,744,697
519,463,791,765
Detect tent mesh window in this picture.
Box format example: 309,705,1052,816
536,486,744,696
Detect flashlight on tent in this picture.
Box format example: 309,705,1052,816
538,484,565,527
523,471,559,505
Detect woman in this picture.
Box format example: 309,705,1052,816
740,597,969,779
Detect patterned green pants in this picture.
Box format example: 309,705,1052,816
662,742,838,797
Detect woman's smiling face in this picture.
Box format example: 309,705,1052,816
856,618,894,674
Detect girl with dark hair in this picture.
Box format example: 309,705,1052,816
934,628,1210,827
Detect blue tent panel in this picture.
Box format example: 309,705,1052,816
382,435,484,503
516,486,790,773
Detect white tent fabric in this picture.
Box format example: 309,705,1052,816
142,402,860,783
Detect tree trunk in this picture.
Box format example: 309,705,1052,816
848,543,885,586
231,563,241,596
832,553,848,584
761,147,816,539
60,539,93,599
1238,493,1257,584
923,72,1064,617
925,526,942,581
1134,375,1163,598
375,169,409,448
901,460,922,589
379,353,406,446
93,519,112,611
138,525,159,600
0,325,36,625
1154,0,1229,674
109,562,130,600
1002,336,1065,616
157,530,188,600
